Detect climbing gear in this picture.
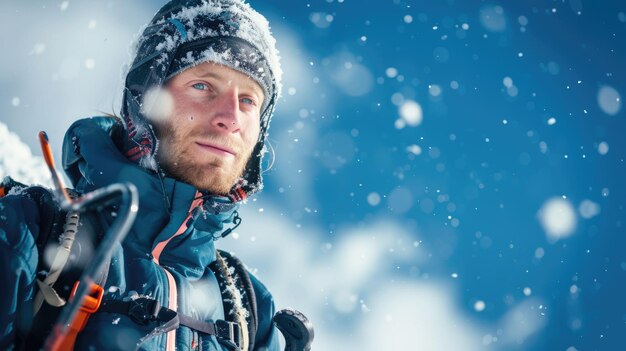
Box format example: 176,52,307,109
3,130,316,350
33,212,80,314
36,131,139,351
210,250,252,350
99,297,244,350
45,282,104,351
273,309,315,351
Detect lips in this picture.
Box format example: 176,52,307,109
195,141,236,157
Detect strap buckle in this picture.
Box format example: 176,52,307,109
69,281,104,314
127,297,162,325
67,281,104,333
215,320,243,350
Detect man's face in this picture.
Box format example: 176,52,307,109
152,62,264,195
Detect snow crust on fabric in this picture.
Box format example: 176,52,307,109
156,0,283,95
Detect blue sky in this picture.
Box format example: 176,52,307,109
1,1,625,350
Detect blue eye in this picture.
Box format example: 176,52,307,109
192,83,208,90
241,97,255,105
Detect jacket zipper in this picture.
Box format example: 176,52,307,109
151,192,204,351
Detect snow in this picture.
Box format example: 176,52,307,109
502,77,519,97
428,84,442,97
597,141,609,155
154,0,283,98
141,87,174,122
474,300,486,312
601,187,610,197
385,67,398,78
578,199,600,219
479,5,507,32
518,16,529,26
503,77,513,88
597,86,622,115
309,12,333,29
0,122,51,188
534,247,545,259
398,100,423,126
366,192,380,206
406,144,422,155
391,92,404,105
538,197,577,241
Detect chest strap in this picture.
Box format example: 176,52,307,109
100,297,243,350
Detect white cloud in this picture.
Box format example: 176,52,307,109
359,282,484,350
498,298,548,346
219,204,489,350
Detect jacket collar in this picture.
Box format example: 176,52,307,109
62,117,239,277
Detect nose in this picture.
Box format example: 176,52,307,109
210,89,240,133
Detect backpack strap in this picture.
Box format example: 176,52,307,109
99,297,244,350
96,250,258,351
209,249,258,351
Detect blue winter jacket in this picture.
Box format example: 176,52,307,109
0,117,280,350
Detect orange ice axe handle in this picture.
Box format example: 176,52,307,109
38,131,71,204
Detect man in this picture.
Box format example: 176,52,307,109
0,0,283,350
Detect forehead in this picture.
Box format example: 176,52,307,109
177,62,264,96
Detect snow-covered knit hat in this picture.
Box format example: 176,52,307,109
121,0,282,201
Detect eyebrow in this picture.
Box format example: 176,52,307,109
194,69,264,100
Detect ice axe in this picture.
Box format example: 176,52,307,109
273,308,314,351
38,131,139,351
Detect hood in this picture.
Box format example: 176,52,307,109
121,0,282,202
62,117,240,276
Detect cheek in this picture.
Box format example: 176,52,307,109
244,123,261,150
168,103,201,136
169,90,203,121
